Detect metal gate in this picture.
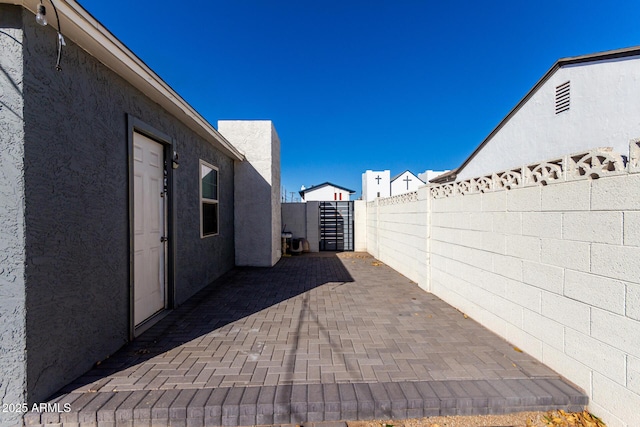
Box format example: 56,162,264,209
319,201,354,251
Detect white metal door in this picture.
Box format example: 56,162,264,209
133,132,166,326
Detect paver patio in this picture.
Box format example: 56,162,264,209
24,253,586,426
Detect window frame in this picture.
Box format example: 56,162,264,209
199,160,219,238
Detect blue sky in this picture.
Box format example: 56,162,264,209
78,0,640,200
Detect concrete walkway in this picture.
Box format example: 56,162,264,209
25,253,586,426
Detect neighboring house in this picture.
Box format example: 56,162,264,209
363,169,444,201
432,46,640,183
299,182,356,201
359,47,640,425
418,169,450,183
390,170,425,196
0,2,279,423
361,170,391,201
292,182,357,253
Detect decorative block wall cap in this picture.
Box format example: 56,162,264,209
630,139,640,174
379,191,419,206
523,159,564,187
429,146,630,199
566,147,626,181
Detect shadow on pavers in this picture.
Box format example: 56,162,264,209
53,253,353,395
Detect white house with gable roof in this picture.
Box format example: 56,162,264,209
299,182,356,201
431,46,640,183
390,170,424,196
362,46,640,427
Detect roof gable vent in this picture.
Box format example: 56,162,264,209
555,81,570,114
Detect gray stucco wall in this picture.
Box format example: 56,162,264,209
174,132,235,305
17,8,234,404
0,5,27,426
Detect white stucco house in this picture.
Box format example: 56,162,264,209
418,169,450,183
432,46,640,183
361,170,391,201
299,182,356,201
363,169,448,200
390,170,425,196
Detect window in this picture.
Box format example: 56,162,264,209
200,160,218,237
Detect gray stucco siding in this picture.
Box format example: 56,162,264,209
0,5,27,427
174,128,235,305
18,8,235,405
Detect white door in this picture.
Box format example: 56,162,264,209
133,132,166,326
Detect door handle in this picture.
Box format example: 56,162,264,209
160,236,168,243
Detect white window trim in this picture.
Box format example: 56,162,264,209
200,160,219,238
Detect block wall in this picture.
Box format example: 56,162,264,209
363,144,640,427
281,202,320,253
282,203,306,239
354,200,368,251
363,188,429,287
305,201,320,253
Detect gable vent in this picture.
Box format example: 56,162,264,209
555,80,570,114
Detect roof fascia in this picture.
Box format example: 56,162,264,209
453,46,640,177
429,168,458,183
3,0,244,161
392,170,424,183
302,182,355,194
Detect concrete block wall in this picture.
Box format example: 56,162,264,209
282,203,306,239
354,200,368,251
366,200,379,259
305,202,320,252
362,145,640,427
281,202,320,253
362,188,429,288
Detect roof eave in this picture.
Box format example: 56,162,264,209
302,182,356,194
4,0,245,161
429,168,458,184
391,170,425,184
452,45,640,178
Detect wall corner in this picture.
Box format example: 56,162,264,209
219,120,281,267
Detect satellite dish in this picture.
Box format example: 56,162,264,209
300,185,306,190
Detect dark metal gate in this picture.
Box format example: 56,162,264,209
319,201,354,251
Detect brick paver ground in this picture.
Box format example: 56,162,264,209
24,253,586,426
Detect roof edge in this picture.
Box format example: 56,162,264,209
3,0,245,161
300,182,356,196
452,45,640,178
391,170,425,183
429,168,458,184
